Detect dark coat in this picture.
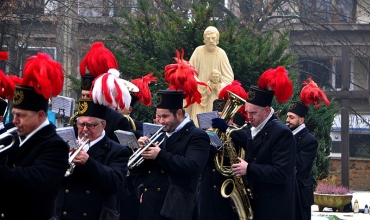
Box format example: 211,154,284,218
56,135,129,220
73,108,130,143
294,127,318,220
136,120,210,220
0,123,69,220
245,115,296,220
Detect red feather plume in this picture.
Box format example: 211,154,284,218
218,80,248,100
22,52,64,99
0,71,21,100
258,66,293,103
79,42,118,78
300,77,330,108
164,48,210,108
0,51,8,61
131,72,157,106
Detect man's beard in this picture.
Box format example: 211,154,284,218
289,123,299,131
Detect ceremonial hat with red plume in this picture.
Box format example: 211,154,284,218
130,72,157,107
13,52,64,112
163,48,210,108
288,77,330,117
247,66,293,107
79,42,118,91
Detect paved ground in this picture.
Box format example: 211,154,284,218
312,191,370,220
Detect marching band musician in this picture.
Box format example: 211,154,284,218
200,80,248,220
121,72,157,139
286,78,330,220
119,73,157,220
135,90,210,220
230,67,296,220
0,53,69,219
56,98,130,219
71,42,131,143
121,93,144,139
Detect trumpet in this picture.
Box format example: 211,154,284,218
128,126,164,169
0,127,18,153
65,134,90,177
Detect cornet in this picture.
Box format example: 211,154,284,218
0,127,18,153
65,134,90,177
128,126,164,169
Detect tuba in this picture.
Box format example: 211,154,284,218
214,91,245,177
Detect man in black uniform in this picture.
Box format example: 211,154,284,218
0,53,69,219
286,78,330,220
200,80,248,220
231,66,296,220
56,98,130,219
135,90,210,220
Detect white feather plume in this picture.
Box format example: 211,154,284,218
91,68,138,109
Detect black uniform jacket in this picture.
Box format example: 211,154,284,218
56,135,129,220
0,123,69,220
245,115,296,220
135,120,210,220
295,127,318,220
73,108,130,143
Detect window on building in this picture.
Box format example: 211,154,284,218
300,0,356,23
298,57,332,89
78,0,136,17
334,59,342,89
22,0,44,15
112,0,137,16
298,56,354,91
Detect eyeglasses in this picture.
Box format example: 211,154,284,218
76,121,103,129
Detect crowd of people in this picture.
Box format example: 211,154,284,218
0,26,330,220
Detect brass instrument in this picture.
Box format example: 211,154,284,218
220,125,253,220
214,91,246,177
123,114,136,131
0,127,18,153
69,111,78,126
212,91,253,219
128,126,164,169
65,134,90,177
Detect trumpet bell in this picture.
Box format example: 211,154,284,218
0,127,18,153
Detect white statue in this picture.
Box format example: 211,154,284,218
187,26,234,126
